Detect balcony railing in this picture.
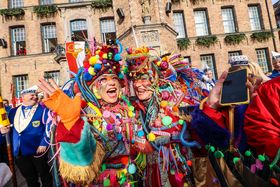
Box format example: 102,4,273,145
54,44,66,63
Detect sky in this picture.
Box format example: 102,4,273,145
272,0,278,5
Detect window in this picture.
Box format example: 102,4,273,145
13,75,28,98
173,12,186,38
70,19,88,41
256,48,270,73
41,24,57,53
69,0,83,2
194,10,209,36
9,0,24,8
183,56,191,64
228,50,242,57
44,71,60,85
100,18,116,44
40,0,53,5
200,54,217,79
248,5,262,31
221,7,236,33
11,27,26,56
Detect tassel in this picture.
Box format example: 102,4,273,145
59,142,105,185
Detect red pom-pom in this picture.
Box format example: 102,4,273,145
177,172,184,179
99,52,104,59
140,56,146,61
270,178,279,186
83,61,90,68
187,160,192,167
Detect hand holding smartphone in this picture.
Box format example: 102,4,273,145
220,69,250,106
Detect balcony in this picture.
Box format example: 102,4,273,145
54,44,66,63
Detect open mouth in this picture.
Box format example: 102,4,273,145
106,88,117,97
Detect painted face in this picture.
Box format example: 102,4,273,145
273,59,280,71
92,74,121,104
22,93,38,106
133,74,153,101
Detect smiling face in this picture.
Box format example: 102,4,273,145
22,93,38,106
92,74,121,104
133,74,153,102
273,58,280,71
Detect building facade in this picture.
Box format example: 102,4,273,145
0,0,279,101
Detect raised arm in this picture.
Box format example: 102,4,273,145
38,79,83,143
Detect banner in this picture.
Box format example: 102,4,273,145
65,42,86,75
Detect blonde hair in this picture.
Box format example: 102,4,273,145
229,62,270,83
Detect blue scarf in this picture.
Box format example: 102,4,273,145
269,70,280,79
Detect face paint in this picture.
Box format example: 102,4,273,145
92,74,121,104
133,74,153,101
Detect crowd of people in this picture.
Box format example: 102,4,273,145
0,39,279,187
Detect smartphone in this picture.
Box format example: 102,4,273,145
220,69,250,106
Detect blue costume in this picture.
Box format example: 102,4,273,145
8,104,49,156
8,104,53,187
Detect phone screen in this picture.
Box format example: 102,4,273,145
220,69,249,105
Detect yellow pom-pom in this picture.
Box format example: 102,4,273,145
88,67,96,75
156,61,161,66
122,169,127,175
160,101,168,108
147,133,156,141
96,50,100,55
89,56,98,65
128,111,134,118
102,53,108,59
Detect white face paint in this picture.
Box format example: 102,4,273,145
92,74,121,104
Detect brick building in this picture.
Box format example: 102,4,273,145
0,0,279,101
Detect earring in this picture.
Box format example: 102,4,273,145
93,89,101,99
118,90,123,99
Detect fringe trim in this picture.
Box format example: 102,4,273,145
59,141,105,185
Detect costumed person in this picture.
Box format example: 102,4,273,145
191,55,270,152
0,86,53,187
191,55,279,186
124,47,207,187
269,51,280,79
161,53,209,104
244,75,280,161
201,65,216,92
174,57,210,103
38,40,144,186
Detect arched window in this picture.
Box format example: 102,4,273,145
70,19,88,41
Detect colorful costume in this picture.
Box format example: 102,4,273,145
244,76,280,160
191,56,280,186
124,48,205,187
45,41,144,186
